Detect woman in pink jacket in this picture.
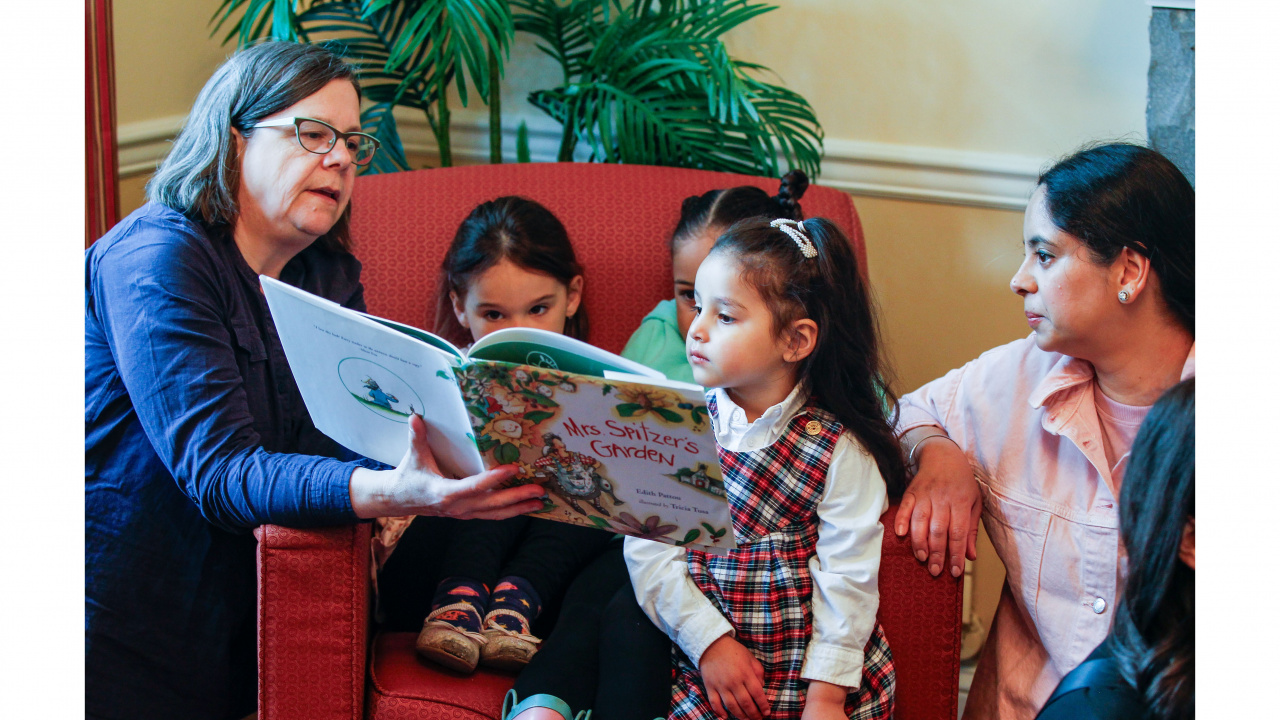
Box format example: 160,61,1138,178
893,143,1193,719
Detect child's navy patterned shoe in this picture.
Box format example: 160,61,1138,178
415,577,489,673
480,576,542,670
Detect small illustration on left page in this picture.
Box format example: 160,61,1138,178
338,357,425,423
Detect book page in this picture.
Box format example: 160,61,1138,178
261,277,485,477
361,314,464,359
603,371,704,393
467,327,663,379
460,360,736,551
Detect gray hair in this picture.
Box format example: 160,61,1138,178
147,41,361,252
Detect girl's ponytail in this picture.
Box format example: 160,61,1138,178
774,170,810,220
671,170,810,249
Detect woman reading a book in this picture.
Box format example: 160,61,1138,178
892,143,1194,720
84,43,545,720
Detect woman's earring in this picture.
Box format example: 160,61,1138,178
1118,290,1132,304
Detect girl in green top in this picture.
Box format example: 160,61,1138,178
621,171,810,381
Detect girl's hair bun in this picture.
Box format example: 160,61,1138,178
775,170,810,219
680,194,709,219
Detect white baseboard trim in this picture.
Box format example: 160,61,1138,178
117,110,1043,210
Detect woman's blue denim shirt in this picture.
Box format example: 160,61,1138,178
85,202,381,719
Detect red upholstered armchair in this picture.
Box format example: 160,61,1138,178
256,164,962,720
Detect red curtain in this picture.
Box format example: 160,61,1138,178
86,0,119,247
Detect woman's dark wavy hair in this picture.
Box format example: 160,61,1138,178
710,217,907,496
147,41,360,252
1038,143,1194,334
434,196,588,347
1113,378,1194,720
671,170,809,252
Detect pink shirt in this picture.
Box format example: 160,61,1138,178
897,335,1195,720
1092,384,1151,475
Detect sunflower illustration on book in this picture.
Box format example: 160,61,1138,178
480,413,540,448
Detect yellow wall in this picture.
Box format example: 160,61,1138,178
858,195,1023,638
859,195,1028,392
112,0,1153,644
114,0,231,125
725,0,1148,156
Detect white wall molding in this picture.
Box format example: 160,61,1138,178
1149,1,1194,10
117,114,187,177
118,109,1044,211
817,138,1041,210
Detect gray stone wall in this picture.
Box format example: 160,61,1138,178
1148,8,1195,185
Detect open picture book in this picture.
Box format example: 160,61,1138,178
261,276,735,552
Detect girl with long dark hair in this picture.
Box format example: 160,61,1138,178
627,216,905,720
379,197,608,675
433,196,589,347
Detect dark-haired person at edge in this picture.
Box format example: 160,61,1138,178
85,43,544,720
892,143,1194,720
1037,378,1194,720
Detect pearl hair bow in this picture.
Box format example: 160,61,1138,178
771,218,817,258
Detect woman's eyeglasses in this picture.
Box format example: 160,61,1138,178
250,116,381,166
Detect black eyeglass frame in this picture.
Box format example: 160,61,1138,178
249,116,381,166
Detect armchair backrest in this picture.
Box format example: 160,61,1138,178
349,163,864,353
343,164,960,719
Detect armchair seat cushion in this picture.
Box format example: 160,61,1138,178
360,508,958,720
366,633,516,720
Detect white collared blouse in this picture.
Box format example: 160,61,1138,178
624,384,889,689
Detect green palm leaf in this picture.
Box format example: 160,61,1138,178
210,0,823,176
511,0,604,81
210,0,303,43
518,0,823,176
361,101,412,173
211,0,513,169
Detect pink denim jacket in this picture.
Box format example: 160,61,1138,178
898,335,1195,720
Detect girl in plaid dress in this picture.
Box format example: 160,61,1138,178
626,217,908,720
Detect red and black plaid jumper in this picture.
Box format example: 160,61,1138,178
672,399,895,720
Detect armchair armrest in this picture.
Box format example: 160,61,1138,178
256,523,372,720
877,505,963,720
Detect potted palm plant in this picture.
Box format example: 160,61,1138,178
213,0,823,177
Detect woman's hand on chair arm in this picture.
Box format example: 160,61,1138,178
894,425,982,578
349,413,547,520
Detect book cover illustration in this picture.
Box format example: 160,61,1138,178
259,275,735,550
458,362,735,550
